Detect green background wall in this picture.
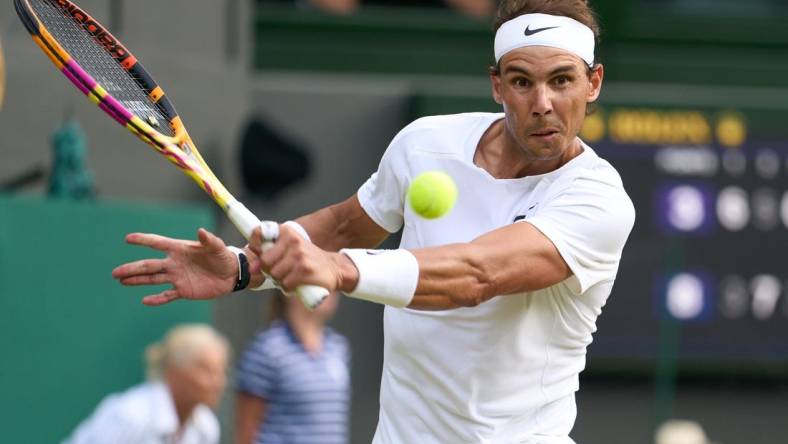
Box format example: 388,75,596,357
0,195,215,443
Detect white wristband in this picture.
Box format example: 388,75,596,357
249,220,311,292
339,249,419,308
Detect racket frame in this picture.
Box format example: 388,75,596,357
14,0,327,308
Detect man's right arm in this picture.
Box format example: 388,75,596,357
297,194,391,251
244,194,389,289
113,194,388,305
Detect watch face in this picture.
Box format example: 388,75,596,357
585,107,788,372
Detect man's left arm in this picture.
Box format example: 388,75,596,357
337,174,636,310
255,222,568,311
404,221,571,310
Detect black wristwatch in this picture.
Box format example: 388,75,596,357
228,247,251,292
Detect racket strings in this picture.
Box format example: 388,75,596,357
32,0,173,137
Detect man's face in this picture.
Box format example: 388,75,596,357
169,345,228,409
491,46,603,161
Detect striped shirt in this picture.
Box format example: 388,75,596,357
237,320,351,444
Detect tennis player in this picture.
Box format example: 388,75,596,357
114,1,635,442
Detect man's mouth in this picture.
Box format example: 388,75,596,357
530,128,560,137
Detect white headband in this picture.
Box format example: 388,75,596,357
494,13,595,67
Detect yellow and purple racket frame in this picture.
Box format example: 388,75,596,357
14,0,328,308
14,0,238,212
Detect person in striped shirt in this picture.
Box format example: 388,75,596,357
235,291,351,444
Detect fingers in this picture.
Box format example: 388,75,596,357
278,224,299,241
125,233,185,251
112,259,167,279
252,224,282,271
118,273,170,286
268,229,325,292
250,223,330,292
280,254,324,292
259,229,294,275
249,227,263,257
250,222,296,251
246,249,263,275
197,228,227,253
269,253,297,291
261,240,285,269
142,289,181,306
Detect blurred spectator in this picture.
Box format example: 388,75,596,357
261,0,496,18
366,0,496,18
655,419,718,444
63,324,230,444
294,0,359,14
234,291,350,444
446,0,497,18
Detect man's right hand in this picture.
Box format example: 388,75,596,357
112,228,239,306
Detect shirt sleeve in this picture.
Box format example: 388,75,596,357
357,128,411,233
525,170,636,295
236,334,278,400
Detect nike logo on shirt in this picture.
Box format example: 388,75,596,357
513,204,539,222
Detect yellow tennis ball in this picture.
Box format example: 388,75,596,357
408,171,458,219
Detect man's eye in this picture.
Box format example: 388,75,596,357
514,78,529,87
554,75,571,86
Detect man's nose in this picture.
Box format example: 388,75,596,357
531,85,553,116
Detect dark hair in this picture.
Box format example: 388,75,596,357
493,0,600,39
490,0,602,76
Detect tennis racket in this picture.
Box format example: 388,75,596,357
14,0,328,309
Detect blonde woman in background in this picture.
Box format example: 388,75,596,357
63,324,229,444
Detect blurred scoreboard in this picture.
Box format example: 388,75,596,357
583,105,788,370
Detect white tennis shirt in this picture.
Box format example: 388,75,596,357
357,113,635,444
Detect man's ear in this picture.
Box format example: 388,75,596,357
587,64,604,102
491,70,503,105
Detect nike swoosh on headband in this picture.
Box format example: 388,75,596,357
524,25,559,36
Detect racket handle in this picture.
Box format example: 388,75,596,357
226,199,260,240
226,201,329,310
260,221,330,310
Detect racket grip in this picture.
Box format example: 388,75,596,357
259,221,330,311
225,202,328,309
226,199,260,240
293,284,330,310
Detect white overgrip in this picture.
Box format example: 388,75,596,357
225,199,259,240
